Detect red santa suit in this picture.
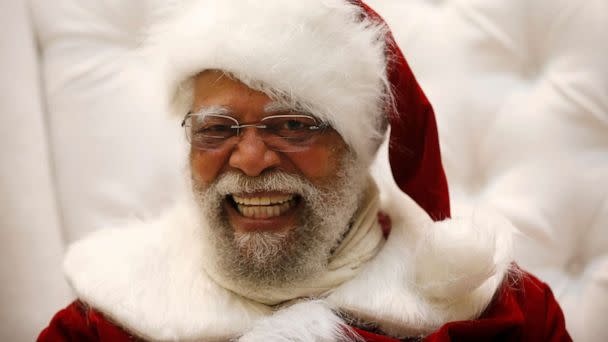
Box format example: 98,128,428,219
39,0,570,341
39,268,568,342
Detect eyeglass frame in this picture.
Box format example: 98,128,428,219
180,112,331,151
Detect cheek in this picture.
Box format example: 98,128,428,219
288,146,339,181
190,149,229,184
287,132,348,182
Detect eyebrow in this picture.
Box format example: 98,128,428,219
193,105,231,116
263,102,300,114
192,102,309,119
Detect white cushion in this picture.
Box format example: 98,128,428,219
368,0,608,340
0,0,72,340
25,0,608,340
30,0,185,242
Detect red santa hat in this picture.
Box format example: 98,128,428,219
142,0,450,221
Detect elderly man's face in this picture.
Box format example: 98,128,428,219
190,71,350,233
189,70,367,285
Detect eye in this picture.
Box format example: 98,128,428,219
282,119,307,131
199,124,231,132
190,115,238,139
192,123,232,139
262,115,321,140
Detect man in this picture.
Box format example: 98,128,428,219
39,0,570,341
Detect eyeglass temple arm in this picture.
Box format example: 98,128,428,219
181,112,193,127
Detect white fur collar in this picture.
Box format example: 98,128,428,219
64,176,514,341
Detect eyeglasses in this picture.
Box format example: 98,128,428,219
181,113,330,152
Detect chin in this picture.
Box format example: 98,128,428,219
207,200,333,286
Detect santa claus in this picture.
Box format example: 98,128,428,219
39,0,571,341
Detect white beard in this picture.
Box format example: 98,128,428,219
191,152,368,288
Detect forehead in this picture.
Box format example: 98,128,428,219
191,71,310,123
192,71,268,110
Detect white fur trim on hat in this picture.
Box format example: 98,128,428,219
141,0,390,164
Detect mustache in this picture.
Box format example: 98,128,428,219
210,170,319,198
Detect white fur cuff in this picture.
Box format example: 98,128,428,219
239,300,359,342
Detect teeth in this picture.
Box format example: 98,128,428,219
232,194,294,206
235,198,296,219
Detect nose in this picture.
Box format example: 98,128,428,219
228,127,281,176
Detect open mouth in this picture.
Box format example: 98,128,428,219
227,193,300,219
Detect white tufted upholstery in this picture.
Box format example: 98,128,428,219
0,1,72,341
367,0,608,341
2,0,184,340
29,0,185,243
0,0,606,340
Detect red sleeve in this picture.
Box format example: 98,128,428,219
37,301,137,342
425,270,571,342
351,270,571,342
